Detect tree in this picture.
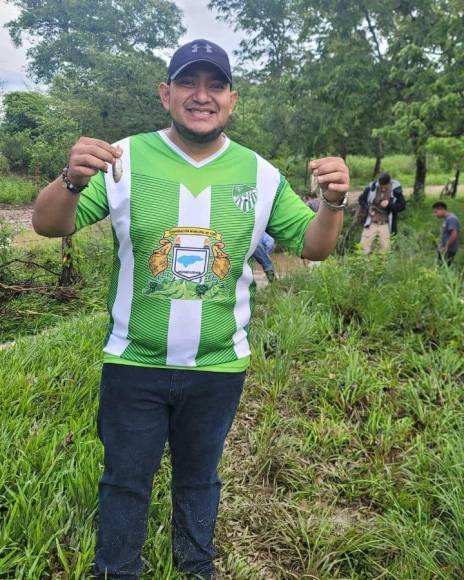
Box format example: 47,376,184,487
0,91,48,172
0,91,79,177
6,0,185,82
208,0,301,79
427,137,464,197
49,51,169,143
370,0,464,200
1,91,48,135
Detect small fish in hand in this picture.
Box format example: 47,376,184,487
112,146,123,183
310,170,321,195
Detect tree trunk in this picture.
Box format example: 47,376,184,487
59,235,78,286
372,139,384,179
413,154,427,202
372,156,382,180
451,168,460,198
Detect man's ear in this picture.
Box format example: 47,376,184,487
229,90,239,115
159,82,170,112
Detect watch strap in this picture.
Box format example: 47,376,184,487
320,191,348,211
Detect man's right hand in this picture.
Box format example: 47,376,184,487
67,137,122,188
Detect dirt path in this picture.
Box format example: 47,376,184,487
0,203,34,234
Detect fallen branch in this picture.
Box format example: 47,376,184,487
0,282,78,302
0,259,61,277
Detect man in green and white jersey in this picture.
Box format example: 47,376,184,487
33,39,350,579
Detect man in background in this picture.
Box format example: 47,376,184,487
253,232,276,282
358,172,405,254
433,201,460,265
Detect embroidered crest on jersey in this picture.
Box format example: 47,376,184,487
145,227,231,300
232,185,257,213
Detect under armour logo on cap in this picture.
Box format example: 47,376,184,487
168,39,232,85
191,43,213,54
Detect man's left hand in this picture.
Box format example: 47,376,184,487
310,157,350,203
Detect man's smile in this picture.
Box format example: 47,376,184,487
185,107,217,120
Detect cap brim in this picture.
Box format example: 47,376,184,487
169,59,232,84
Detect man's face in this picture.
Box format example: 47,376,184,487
433,208,446,219
159,63,238,143
379,183,391,195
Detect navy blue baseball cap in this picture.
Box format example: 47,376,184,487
168,39,233,85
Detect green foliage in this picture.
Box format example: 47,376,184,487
0,154,10,176
427,137,464,172
6,0,185,82
208,0,300,78
0,91,79,178
0,176,36,204
1,91,48,134
29,109,79,180
0,130,34,173
49,51,169,144
0,218,15,270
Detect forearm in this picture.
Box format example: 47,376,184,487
302,204,344,260
32,177,80,237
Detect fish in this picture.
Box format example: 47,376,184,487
310,171,320,195
112,145,123,183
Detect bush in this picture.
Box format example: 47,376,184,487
0,176,37,204
0,154,10,176
0,131,33,173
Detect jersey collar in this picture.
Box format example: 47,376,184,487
157,129,231,168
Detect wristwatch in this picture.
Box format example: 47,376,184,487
320,191,348,211
62,164,88,194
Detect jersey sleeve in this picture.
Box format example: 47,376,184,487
74,171,109,232
266,176,315,256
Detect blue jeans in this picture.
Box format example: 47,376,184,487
94,364,245,579
252,242,274,272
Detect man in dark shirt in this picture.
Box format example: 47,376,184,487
433,201,461,265
358,172,406,254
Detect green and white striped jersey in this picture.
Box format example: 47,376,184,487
75,130,314,372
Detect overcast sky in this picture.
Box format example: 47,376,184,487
0,0,242,92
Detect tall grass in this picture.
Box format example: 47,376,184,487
1,233,464,577
0,176,37,205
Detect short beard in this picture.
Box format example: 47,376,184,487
172,119,226,144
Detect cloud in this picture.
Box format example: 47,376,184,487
174,0,242,62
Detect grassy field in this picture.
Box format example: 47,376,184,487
0,198,463,578
0,176,37,205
